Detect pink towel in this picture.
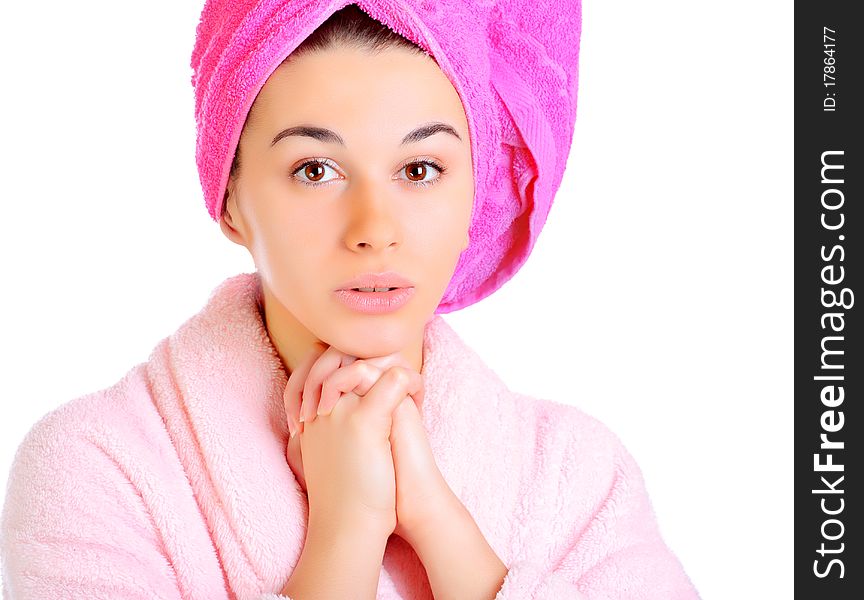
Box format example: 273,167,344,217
1,272,699,598
191,0,582,313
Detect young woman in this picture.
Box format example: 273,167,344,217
1,2,700,598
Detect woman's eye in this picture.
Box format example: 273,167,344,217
399,160,447,188
292,159,341,187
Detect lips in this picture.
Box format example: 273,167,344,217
336,271,415,291
334,287,416,314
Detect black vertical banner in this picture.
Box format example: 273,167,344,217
795,2,862,597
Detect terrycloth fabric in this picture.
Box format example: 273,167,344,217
1,272,700,599
191,0,582,313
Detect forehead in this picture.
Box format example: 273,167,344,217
251,46,469,134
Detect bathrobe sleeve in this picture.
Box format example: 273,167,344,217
0,412,296,600
494,422,700,600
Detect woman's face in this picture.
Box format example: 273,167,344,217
221,44,474,362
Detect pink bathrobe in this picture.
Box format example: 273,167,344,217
1,272,699,599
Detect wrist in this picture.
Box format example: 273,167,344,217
400,484,462,547
308,509,394,546
282,515,391,598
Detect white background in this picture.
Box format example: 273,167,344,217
0,1,792,597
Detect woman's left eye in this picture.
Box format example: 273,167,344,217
398,160,447,188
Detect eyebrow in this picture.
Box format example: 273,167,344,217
269,122,462,148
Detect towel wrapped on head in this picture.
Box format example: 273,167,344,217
191,0,582,313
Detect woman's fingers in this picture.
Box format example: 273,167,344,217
300,345,349,425
359,366,425,425
284,342,327,437
317,360,383,417
316,355,425,419
295,345,425,430
363,353,425,411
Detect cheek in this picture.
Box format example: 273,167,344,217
429,191,473,253
250,214,320,282
415,218,466,280
256,198,323,250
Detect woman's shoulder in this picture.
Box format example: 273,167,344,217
43,361,151,423
2,352,198,527
509,392,647,503
9,359,168,477
425,317,635,463
515,392,631,457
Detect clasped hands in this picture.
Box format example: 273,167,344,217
283,342,450,543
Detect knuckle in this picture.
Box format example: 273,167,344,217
353,361,381,386
387,366,409,385
355,360,375,377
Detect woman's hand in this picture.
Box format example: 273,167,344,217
386,387,453,543
285,344,452,544
282,343,420,537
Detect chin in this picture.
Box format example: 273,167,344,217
324,319,413,359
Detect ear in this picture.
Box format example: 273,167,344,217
219,178,247,248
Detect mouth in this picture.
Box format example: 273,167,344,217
334,286,416,314
336,271,415,292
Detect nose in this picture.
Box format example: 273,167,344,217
343,184,402,252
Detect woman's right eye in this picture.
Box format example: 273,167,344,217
291,159,341,187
